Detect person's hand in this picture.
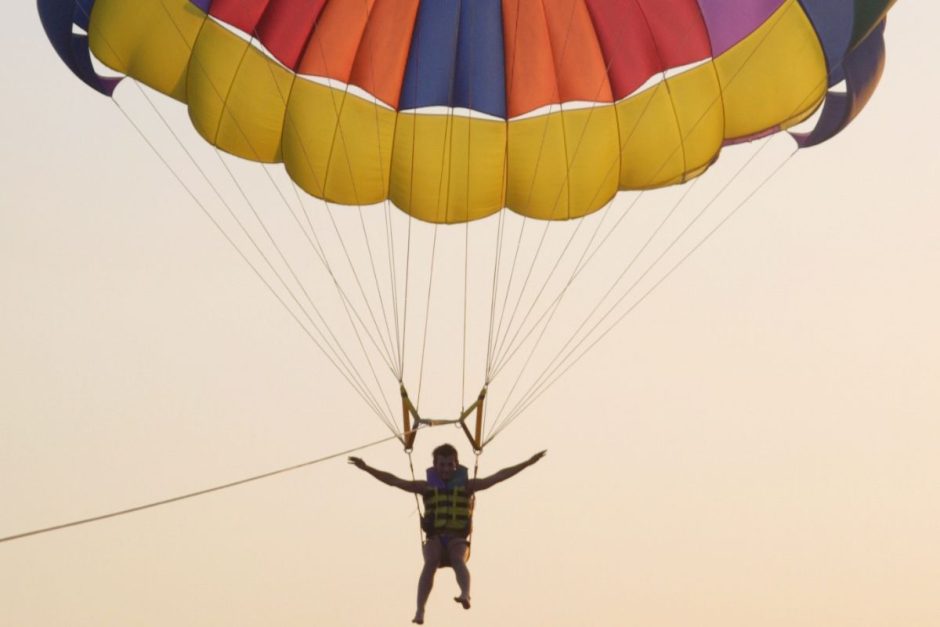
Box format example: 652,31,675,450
528,450,547,465
348,456,367,470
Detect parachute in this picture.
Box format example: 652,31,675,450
39,0,896,452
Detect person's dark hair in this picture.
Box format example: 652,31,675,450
432,443,459,464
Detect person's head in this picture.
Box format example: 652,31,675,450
432,443,459,481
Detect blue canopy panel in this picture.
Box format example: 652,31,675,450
791,19,886,149
38,0,122,96
797,0,855,86
399,0,507,119
74,0,95,30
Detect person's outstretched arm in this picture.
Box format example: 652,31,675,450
348,457,428,494
466,450,546,493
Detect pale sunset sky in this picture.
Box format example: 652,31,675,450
1,2,938,626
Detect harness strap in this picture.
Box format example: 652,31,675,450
465,451,481,561
407,451,424,548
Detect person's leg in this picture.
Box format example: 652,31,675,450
414,539,442,624
447,539,471,609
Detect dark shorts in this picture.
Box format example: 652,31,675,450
426,533,469,569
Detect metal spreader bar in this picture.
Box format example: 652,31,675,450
400,385,486,452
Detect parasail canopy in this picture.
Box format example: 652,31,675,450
38,0,897,450
41,0,893,224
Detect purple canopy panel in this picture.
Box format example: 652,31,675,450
696,0,786,56
723,126,782,147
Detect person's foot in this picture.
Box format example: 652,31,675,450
453,596,471,610
412,615,424,625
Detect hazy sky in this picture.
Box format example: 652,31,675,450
2,3,938,626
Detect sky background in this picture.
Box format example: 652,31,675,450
2,2,938,626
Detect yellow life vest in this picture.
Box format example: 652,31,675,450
422,487,472,535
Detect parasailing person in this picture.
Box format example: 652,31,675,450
349,445,545,624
